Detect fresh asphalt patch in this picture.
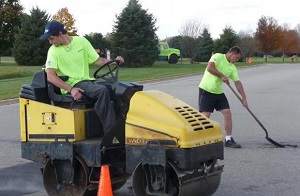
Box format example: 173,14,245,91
0,162,44,196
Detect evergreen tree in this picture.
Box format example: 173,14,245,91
0,0,23,56
195,28,214,62
214,26,239,53
111,0,158,67
13,7,50,66
84,33,110,57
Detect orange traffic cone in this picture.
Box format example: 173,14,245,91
97,165,113,196
248,57,252,64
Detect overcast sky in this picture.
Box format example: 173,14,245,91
20,0,300,39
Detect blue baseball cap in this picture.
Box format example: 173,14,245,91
40,20,65,40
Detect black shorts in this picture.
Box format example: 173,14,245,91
198,88,230,113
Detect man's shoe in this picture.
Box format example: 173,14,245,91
225,137,241,148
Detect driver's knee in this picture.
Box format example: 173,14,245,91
95,85,110,99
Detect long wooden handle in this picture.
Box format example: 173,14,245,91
226,83,269,137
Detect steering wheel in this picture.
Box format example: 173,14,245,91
93,60,120,81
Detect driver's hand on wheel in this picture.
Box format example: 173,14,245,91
70,87,84,101
116,56,124,64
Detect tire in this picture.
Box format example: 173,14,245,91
168,54,179,64
43,156,89,196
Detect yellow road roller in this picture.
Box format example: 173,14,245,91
19,60,224,195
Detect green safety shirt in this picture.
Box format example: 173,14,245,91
199,53,239,94
45,36,99,94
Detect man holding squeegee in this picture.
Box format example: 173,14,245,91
198,46,247,148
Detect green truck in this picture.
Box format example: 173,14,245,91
158,41,180,64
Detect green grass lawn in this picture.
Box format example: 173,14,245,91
0,56,298,100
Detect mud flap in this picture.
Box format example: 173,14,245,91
50,137,74,184
141,140,170,195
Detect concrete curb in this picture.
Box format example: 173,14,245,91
0,98,19,106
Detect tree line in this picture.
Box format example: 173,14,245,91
1,0,300,66
171,16,300,63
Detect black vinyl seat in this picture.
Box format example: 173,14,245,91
19,70,50,104
19,70,144,109
47,76,94,108
47,75,73,106
19,70,94,108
